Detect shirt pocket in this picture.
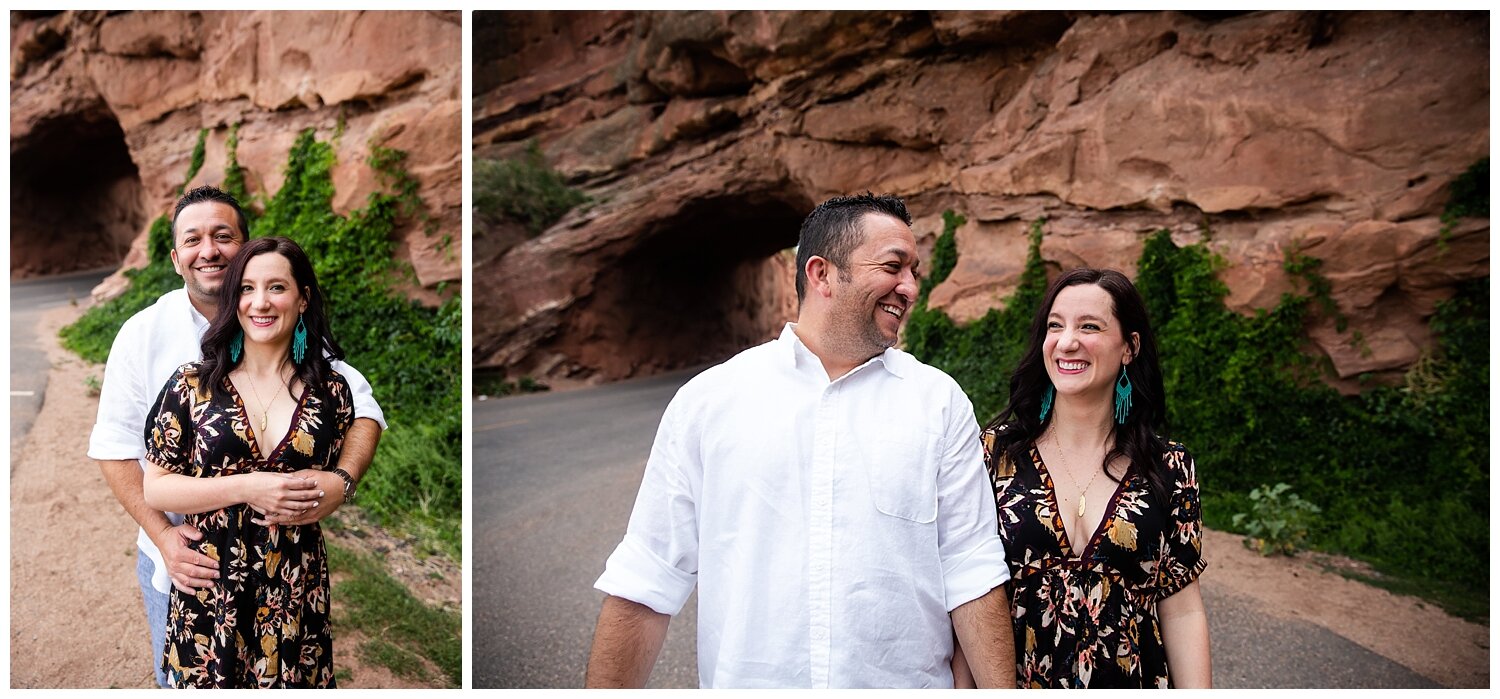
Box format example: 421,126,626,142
860,431,940,524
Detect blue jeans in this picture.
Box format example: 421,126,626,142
135,551,171,688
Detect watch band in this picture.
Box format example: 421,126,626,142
331,467,357,504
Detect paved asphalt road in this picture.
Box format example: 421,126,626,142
472,369,1438,689
10,268,115,456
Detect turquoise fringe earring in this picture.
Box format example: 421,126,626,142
1039,384,1054,422
292,314,308,364
1114,365,1133,424
229,331,243,362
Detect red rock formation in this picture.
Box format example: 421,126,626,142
477,10,1488,391
11,10,461,302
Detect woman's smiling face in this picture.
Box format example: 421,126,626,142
236,252,307,348
1043,283,1138,401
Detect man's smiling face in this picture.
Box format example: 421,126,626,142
170,201,244,312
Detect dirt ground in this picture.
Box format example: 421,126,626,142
9,304,459,688
1199,527,1488,688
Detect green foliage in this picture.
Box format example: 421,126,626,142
1231,483,1322,555
84,374,102,397
476,371,551,397
474,139,588,234
917,210,964,305
905,216,1489,612
62,126,461,557
329,542,460,687
59,216,183,362
181,128,208,194
904,217,1049,420
255,129,462,554
1437,158,1488,252
1445,158,1489,219
223,122,248,204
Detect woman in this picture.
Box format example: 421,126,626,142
977,268,1210,688
142,236,354,688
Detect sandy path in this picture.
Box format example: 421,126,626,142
9,304,456,688
1200,523,1488,687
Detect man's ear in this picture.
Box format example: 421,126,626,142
805,256,836,299
169,248,183,276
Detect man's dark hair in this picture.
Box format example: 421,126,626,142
172,185,251,245
794,192,912,303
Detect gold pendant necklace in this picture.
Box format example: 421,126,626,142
1051,430,1104,518
239,370,281,434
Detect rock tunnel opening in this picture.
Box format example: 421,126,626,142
10,110,145,278
584,192,810,379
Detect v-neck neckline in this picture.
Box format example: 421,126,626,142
1031,443,1132,560
224,375,307,464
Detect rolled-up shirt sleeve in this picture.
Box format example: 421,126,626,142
594,393,700,616
330,359,387,430
935,390,1010,612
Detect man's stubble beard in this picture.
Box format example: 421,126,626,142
826,283,897,363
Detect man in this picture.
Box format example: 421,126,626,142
87,185,385,687
586,193,1015,688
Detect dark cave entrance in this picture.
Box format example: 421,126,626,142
585,191,811,378
10,110,145,278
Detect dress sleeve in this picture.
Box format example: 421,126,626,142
143,367,195,475
1154,444,1206,598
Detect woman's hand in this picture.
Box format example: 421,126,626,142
241,472,323,521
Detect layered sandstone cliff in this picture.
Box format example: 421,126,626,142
478,10,1488,389
11,10,462,301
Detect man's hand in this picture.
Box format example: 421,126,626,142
154,522,218,594
253,469,346,527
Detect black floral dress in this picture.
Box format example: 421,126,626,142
982,427,1205,688
144,362,353,688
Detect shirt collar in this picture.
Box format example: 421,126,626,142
175,286,212,334
777,322,909,380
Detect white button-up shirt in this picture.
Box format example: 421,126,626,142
595,324,1009,688
87,287,386,594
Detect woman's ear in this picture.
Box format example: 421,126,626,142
1125,331,1141,364
300,288,310,314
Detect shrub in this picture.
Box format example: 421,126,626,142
473,140,587,234
904,211,1488,603
62,126,462,558
1232,483,1322,556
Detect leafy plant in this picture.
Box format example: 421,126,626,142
1437,157,1488,252
61,125,462,557
904,207,1488,616
329,542,459,687
473,139,588,234
1231,483,1322,556
84,374,102,397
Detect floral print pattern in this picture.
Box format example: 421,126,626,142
145,362,353,688
982,427,1205,688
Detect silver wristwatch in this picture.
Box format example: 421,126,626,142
331,467,357,504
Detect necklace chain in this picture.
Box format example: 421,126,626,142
1050,429,1105,519
237,368,287,434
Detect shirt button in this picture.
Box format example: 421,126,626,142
812,627,826,639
